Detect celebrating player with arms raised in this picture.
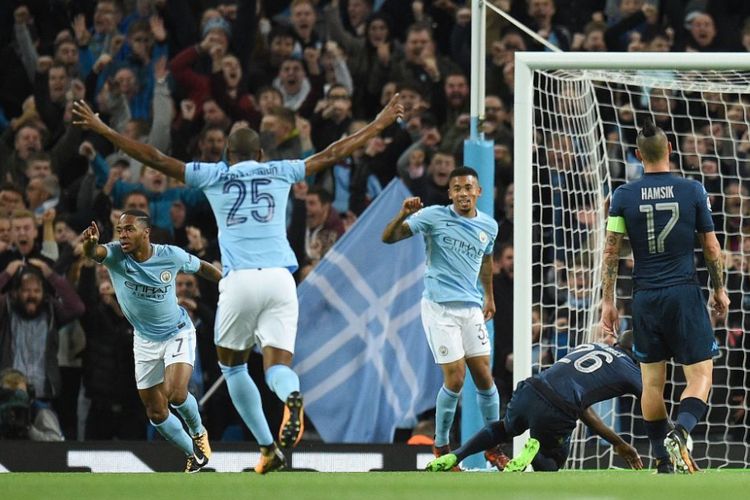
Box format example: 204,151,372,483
73,95,404,473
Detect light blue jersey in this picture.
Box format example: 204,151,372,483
184,159,306,274
406,205,498,306
103,242,200,341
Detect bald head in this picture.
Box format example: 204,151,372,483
636,118,669,164
227,127,262,164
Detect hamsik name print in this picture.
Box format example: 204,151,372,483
641,186,674,200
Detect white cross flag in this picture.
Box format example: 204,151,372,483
294,179,442,443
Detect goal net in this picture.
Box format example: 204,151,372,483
524,61,749,469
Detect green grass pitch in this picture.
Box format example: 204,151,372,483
3,470,749,500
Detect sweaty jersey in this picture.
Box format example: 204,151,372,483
532,343,642,415
103,242,200,341
405,205,497,307
609,173,714,290
185,159,306,274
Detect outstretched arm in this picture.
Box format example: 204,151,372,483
305,93,404,177
580,407,643,470
599,230,624,337
81,221,108,263
382,197,421,244
196,259,222,283
72,100,186,182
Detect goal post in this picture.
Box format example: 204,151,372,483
514,52,750,468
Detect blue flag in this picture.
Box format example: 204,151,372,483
294,179,442,443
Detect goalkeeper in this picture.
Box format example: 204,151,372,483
426,333,643,472
599,119,730,474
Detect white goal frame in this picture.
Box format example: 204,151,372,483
512,52,750,462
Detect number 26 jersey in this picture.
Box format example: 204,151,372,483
186,159,305,275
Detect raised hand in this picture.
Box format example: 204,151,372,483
401,196,423,216
27,258,52,278
72,100,109,135
72,14,91,46
83,221,100,245
150,15,167,43
374,93,404,129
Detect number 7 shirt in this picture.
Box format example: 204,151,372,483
185,159,306,275
607,172,714,291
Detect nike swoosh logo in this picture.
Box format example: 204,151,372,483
172,353,182,358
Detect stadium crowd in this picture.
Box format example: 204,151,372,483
0,0,747,445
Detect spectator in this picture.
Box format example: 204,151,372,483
0,209,58,270
405,150,456,207
260,106,304,161
0,259,85,409
77,263,145,439
273,57,324,119
289,185,345,273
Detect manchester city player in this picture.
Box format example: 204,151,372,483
427,335,643,472
382,166,500,460
82,211,222,473
72,96,404,473
599,119,730,473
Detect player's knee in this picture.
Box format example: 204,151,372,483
167,387,188,405
145,405,169,423
443,372,465,392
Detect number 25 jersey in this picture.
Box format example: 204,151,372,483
186,159,306,275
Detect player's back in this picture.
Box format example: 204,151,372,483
531,343,642,414
184,159,306,274
610,173,714,290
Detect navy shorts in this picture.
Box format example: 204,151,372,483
504,380,577,466
632,283,718,365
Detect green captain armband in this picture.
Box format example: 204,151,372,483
606,216,627,233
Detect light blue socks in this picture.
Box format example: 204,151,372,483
220,363,274,446
265,364,300,402
476,386,500,425
151,413,194,456
435,385,461,447
171,392,204,437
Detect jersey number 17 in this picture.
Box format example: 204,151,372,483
639,202,679,254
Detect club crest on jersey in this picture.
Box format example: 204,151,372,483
438,345,449,356
478,231,488,244
160,270,172,283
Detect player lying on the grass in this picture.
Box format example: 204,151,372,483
82,213,222,473
427,332,643,472
599,119,729,474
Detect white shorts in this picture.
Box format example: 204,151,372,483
133,328,196,390
421,299,491,364
215,268,298,353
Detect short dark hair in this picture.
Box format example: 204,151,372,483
307,185,333,205
449,166,479,181
121,209,151,229
227,127,261,162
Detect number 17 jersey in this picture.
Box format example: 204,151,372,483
609,172,714,291
185,159,306,275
